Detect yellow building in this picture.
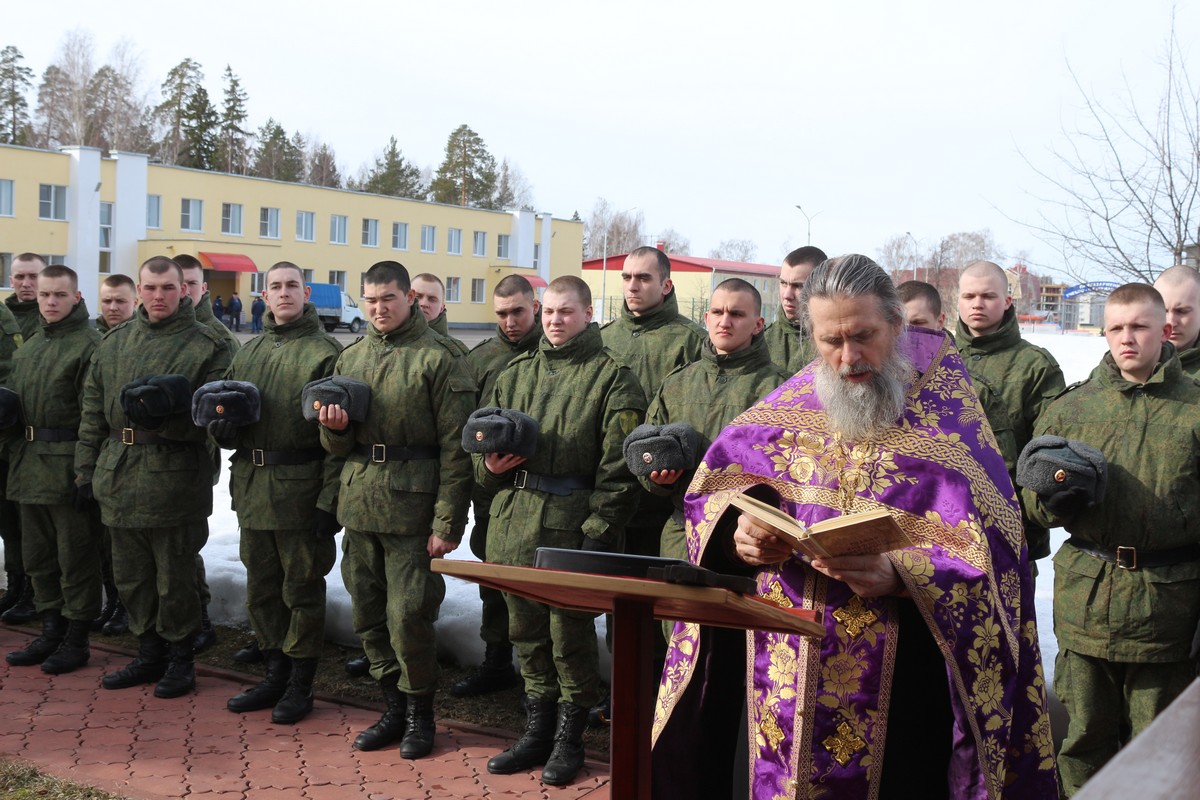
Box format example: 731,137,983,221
0,143,582,327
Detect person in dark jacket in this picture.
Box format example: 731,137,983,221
228,292,243,332
250,295,266,334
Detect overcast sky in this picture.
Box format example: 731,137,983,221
6,1,1194,278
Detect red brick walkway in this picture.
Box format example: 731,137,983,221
0,627,611,799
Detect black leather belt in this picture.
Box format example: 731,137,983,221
512,470,593,497
353,444,439,463
25,427,77,442
235,447,326,467
1067,537,1200,570
110,428,168,446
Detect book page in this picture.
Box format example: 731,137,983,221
729,494,912,559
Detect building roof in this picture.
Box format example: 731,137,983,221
581,253,779,277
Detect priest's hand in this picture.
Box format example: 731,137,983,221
809,554,902,598
732,514,793,566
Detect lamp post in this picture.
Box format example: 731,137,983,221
795,204,822,245
599,206,637,323
905,231,920,282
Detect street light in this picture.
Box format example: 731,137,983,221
795,204,822,245
905,231,920,282
599,206,637,323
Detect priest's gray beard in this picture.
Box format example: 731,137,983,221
813,348,913,441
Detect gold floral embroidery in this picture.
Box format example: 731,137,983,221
760,707,785,751
822,721,866,767
819,653,864,698
760,579,794,609
832,596,878,638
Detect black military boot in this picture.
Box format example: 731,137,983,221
91,583,120,631
0,571,26,617
487,695,558,774
233,640,264,664
399,692,437,759
541,703,590,786
102,599,129,636
102,632,169,689
154,640,196,698
0,574,36,624
227,649,290,712
6,609,66,666
41,618,91,674
353,674,407,751
450,643,520,697
272,657,318,724
344,654,370,677
192,605,217,654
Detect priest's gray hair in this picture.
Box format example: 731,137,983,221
800,254,905,335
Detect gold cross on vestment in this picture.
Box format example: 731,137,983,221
832,595,877,638
822,721,867,767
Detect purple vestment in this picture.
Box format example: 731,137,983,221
652,329,1056,799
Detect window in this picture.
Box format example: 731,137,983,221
447,228,462,255
392,222,408,250
259,207,279,239
99,202,113,249
471,278,486,303
180,198,203,231
497,234,510,259
533,243,541,269
250,273,266,294
221,202,243,235
302,268,314,283
146,194,162,228
39,184,67,221
330,214,348,244
362,218,379,247
0,180,13,216
296,211,315,242
329,270,346,290
445,277,461,303
421,225,436,253
473,231,486,257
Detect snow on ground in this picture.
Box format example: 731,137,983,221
0,328,1110,682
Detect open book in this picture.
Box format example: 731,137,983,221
729,493,913,560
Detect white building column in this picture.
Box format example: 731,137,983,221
538,213,553,283
59,146,102,311
110,150,148,280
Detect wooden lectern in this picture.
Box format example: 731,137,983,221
432,559,822,799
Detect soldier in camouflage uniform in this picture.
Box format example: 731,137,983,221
97,274,136,333
412,273,469,356
956,261,1065,573
762,245,827,373
1154,265,1200,377
3,266,101,674
319,260,475,760
0,299,26,621
0,252,40,624
76,256,233,699
1022,283,1200,796
898,279,946,330
451,274,542,698
176,254,240,654
218,262,342,724
480,275,645,786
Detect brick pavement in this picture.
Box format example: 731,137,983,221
0,627,611,799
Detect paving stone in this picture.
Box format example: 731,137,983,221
75,744,135,765
247,765,308,790
304,783,368,800
364,780,429,800
129,756,191,779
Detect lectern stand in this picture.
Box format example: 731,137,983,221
432,560,822,799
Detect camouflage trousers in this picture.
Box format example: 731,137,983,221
20,503,102,621
195,555,210,607
506,592,602,709
110,522,208,644
467,507,509,647
241,527,336,659
1055,649,1194,796
341,529,444,695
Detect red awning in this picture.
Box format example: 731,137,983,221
198,252,258,273
526,275,548,289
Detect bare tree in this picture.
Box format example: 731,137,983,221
495,157,534,211
657,228,690,255
33,29,94,148
583,199,646,259
877,234,921,281
1022,14,1199,282
709,238,758,263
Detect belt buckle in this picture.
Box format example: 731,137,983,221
121,428,135,446
513,470,528,490
371,444,387,463
24,426,33,442
252,448,266,467
1116,546,1138,570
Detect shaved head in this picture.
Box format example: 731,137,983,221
1154,266,1200,351
960,261,1009,292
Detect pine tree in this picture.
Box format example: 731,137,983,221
0,46,33,145
307,141,341,188
178,85,219,170
154,58,203,164
215,65,249,174
33,64,70,148
363,136,424,198
281,131,306,183
429,124,498,208
85,64,147,151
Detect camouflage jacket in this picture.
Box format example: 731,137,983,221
196,290,241,358
5,295,40,341
429,310,470,357
76,298,233,527
0,301,23,384
955,306,1065,559
320,309,475,541
1026,347,1200,662
476,323,646,561
641,335,790,507
465,320,543,405
4,300,100,504
762,314,816,374
1178,344,1200,378
223,303,343,530
601,291,704,398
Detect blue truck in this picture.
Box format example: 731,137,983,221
307,283,366,333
